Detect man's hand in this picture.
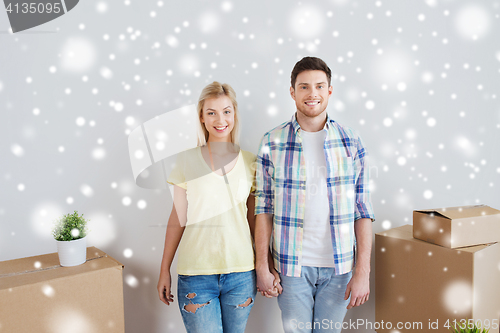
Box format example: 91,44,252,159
344,269,370,309
346,218,372,309
257,267,282,298
257,267,283,297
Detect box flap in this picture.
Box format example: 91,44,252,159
414,209,451,219
0,247,108,276
0,247,124,289
376,224,413,239
414,204,500,220
376,225,492,253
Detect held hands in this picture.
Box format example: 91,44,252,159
344,269,370,309
157,270,174,305
256,267,283,298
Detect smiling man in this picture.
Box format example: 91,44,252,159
255,57,375,333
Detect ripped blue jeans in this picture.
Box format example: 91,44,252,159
177,270,256,333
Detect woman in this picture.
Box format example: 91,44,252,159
157,82,277,333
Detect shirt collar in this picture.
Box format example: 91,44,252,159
291,112,334,135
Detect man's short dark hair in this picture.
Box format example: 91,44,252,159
291,57,332,89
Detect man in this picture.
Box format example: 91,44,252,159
255,57,375,333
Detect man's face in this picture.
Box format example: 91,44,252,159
290,70,333,119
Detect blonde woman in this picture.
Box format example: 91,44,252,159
157,82,278,333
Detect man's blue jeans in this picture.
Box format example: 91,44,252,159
278,266,352,333
177,270,256,333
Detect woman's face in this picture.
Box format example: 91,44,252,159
200,95,235,142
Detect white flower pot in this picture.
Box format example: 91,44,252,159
56,236,87,266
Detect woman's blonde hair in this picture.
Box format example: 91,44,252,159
196,81,240,146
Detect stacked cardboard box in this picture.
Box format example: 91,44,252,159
0,247,125,333
375,205,500,333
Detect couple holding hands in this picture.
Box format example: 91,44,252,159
157,56,375,333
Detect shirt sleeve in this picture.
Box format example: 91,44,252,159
166,152,188,190
255,133,275,215
353,133,375,222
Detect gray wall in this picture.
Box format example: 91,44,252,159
1,0,499,332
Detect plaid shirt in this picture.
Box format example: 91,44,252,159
255,113,375,277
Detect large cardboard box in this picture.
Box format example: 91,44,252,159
413,204,500,248
376,225,500,333
0,247,125,333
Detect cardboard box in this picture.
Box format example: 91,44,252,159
376,225,500,333
413,204,500,248
0,247,125,333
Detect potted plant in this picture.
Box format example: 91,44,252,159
450,320,490,333
52,211,90,266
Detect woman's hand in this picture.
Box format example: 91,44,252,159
158,270,174,305
158,186,187,306
270,267,283,295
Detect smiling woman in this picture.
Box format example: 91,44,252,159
157,81,270,333
196,82,240,146
200,95,235,143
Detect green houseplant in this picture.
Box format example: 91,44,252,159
52,211,90,266
449,320,490,333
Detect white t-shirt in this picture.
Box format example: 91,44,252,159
300,130,335,267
